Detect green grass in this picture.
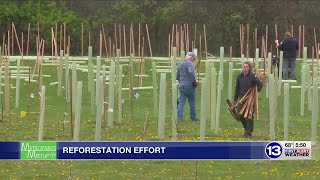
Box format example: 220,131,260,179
0,58,319,179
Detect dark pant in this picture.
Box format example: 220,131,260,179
283,58,296,80
240,117,254,135
236,102,254,135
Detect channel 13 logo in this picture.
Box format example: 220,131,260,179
265,142,283,159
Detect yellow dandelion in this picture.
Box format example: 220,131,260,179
20,111,27,118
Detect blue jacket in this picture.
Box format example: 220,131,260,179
176,60,195,86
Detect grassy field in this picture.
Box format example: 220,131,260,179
0,57,319,179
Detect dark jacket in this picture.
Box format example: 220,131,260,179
234,71,263,101
277,37,299,58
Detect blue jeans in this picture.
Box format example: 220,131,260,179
177,84,196,120
283,58,296,80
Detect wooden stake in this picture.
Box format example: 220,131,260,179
11,22,14,55
303,25,305,54
194,23,197,48
119,24,122,55
81,23,83,56
99,31,102,57
12,23,22,55
204,24,207,59
21,32,24,67
64,23,66,53
314,28,318,60
27,23,30,56
123,24,126,58
102,24,108,58
131,23,135,55
108,36,111,58
240,24,243,55
89,31,91,47
114,23,117,49
146,24,152,57
246,24,250,59
298,26,301,58
138,22,141,57
265,25,268,60
60,24,62,51
7,31,10,56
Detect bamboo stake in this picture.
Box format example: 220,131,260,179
265,25,268,61
171,24,174,52
27,23,30,56
21,32,24,67
168,34,171,58
12,23,22,55
146,24,152,57
314,28,318,60
247,24,250,59
109,37,112,58
55,23,57,53
60,24,62,51
138,23,141,57
298,26,301,58
102,24,108,58
229,46,232,61
114,23,117,49
131,23,135,55
64,23,66,53
186,23,189,51
81,23,83,56
240,24,243,55
7,31,10,56
123,24,126,58
2,34,4,56
68,36,70,55
194,23,197,49
176,26,179,55
11,23,14,55
303,25,305,56
119,24,121,55
204,24,207,59
99,31,102,57
89,31,91,47
291,25,293,37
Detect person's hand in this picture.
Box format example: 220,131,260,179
192,80,198,88
275,40,278,43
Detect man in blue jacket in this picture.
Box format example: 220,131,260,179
176,52,198,121
276,31,299,80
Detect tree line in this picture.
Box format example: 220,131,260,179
0,0,319,57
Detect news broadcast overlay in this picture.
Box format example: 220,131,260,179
0,141,312,160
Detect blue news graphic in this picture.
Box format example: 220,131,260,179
0,142,20,159
265,142,283,159
57,142,269,160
